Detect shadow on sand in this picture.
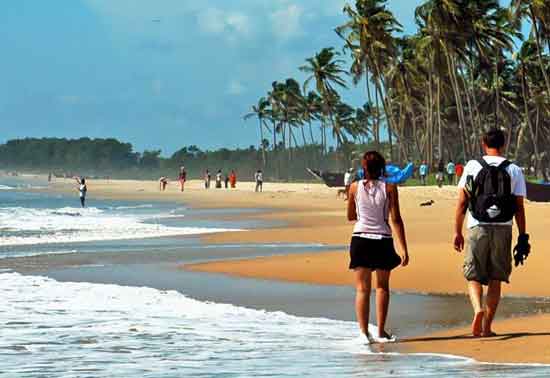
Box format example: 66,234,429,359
401,331,550,344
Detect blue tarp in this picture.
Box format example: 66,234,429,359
386,163,415,184
356,163,415,184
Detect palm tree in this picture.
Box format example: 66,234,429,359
512,0,550,97
300,47,348,155
244,97,271,167
337,0,402,160
302,91,322,145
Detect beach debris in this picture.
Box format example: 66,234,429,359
420,200,435,207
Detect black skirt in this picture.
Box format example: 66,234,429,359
349,236,401,271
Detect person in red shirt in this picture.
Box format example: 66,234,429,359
229,170,237,188
455,162,465,185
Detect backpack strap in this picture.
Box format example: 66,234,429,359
477,158,490,170
498,160,512,170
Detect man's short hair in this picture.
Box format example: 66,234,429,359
483,128,506,149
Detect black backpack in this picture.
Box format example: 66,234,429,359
468,159,517,223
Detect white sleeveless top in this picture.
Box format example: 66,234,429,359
352,180,392,238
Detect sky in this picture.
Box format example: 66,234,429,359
1,0,452,155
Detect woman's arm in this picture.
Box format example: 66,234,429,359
388,184,409,266
347,183,358,221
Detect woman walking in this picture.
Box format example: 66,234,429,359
347,151,409,344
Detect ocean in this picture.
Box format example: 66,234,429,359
1,177,550,377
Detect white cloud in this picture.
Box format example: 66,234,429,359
227,80,246,95
270,4,304,41
57,95,82,105
197,8,226,34
152,79,162,96
197,8,251,37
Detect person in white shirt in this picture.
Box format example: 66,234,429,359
255,170,263,192
344,168,353,200
75,177,87,207
446,160,456,185
454,129,529,338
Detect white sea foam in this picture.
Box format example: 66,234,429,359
1,273,545,377
0,249,78,259
0,184,15,190
111,204,154,210
0,206,240,247
0,272,356,376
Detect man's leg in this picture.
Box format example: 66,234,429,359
354,268,372,337
375,270,391,338
468,281,484,337
484,280,501,336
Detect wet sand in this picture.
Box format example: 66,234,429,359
42,177,550,363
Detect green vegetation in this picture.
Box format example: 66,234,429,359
0,137,391,181
246,0,550,180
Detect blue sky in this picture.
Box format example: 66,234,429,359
0,0,489,155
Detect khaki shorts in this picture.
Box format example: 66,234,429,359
463,226,513,285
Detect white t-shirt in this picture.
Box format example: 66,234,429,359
79,184,87,198
344,172,352,186
458,156,526,229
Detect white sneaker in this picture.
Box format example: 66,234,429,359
373,334,397,344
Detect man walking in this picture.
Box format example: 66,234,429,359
454,129,530,337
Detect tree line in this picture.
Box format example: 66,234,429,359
1,137,365,180
245,0,550,180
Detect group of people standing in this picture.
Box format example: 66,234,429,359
348,129,530,344
203,169,237,189
419,160,465,186
159,167,264,192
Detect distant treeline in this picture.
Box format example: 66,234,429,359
0,137,389,181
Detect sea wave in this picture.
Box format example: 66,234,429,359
1,273,548,377
0,184,15,190
0,206,239,247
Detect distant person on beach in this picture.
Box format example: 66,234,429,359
347,151,409,343
48,172,52,182
75,177,87,207
216,170,223,188
455,161,464,184
229,170,237,189
178,166,187,192
447,160,456,185
344,168,353,200
436,160,445,187
224,173,229,189
159,176,168,191
419,161,428,186
204,170,211,189
454,128,529,337
255,170,263,192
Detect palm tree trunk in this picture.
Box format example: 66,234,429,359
444,49,468,160
300,125,307,147
520,62,540,176
530,7,550,97
308,121,315,145
436,76,443,162
365,64,379,148
259,118,266,167
495,54,501,129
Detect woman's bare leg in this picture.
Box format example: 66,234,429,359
375,270,391,338
354,268,372,336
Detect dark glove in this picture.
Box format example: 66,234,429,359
513,234,531,267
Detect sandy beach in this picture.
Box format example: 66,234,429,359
47,177,550,364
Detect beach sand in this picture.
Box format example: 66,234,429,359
47,177,550,363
